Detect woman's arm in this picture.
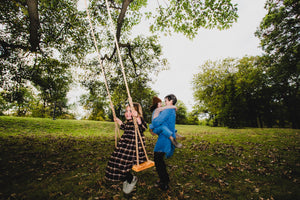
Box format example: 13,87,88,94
114,117,126,130
114,117,123,126
153,106,177,119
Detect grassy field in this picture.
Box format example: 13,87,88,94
0,116,299,200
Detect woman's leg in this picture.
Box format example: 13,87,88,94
153,125,172,138
154,126,182,148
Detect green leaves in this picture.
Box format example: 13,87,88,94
192,57,271,128
256,0,299,58
29,58,72,119
255,0,300,128
150,0,238,39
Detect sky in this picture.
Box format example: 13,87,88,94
143,0,267,111
71,0,267,117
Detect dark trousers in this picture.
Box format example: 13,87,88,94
154,152,169,185
121,172,133,183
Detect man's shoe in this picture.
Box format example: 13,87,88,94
159,183,169,191
123,176,138,194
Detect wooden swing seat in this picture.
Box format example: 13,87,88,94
132,160,155,172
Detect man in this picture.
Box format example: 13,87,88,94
149,94,178,191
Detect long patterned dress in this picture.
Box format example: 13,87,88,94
105,118,147,182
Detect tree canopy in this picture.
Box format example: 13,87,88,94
193,57,272,128
192,0,299,128
255,0,300,128
79,0,239,119
1,0,239,119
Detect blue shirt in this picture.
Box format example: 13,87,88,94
150,109,176,158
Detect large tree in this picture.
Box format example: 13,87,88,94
81,0,238,119
0,0,89,59
1,0,239,119
255,0,300,128
0,0,89,117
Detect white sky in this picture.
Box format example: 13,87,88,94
143,0,267,111
71,0,267,117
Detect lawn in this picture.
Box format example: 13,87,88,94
0,116,299,199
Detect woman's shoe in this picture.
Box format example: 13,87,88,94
176,133,186,140
170,137,182,148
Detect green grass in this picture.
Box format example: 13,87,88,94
0,116,299,199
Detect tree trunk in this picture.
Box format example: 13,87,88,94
256,116,262,128
53,101,56,120
26,0,40,51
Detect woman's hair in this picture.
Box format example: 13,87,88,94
150,103,158,113
150,96,162,112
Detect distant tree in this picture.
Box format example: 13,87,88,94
193,58,233,126
80,80,109,121
0,86,36,116
186,110,200,125
0,92,8,115
175,100,188,124
255,0,300,128
30,58,72,119
193,57,270,128
234,56,271,127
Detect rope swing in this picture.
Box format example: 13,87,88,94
84,0,154,172
84,0,120,148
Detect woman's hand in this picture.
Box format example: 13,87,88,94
114,117,123,126
149,129,157,136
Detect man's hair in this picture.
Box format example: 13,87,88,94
165,94,177,105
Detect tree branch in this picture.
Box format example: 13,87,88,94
116,0,133,41
0,40,30,58
125,43,139,76
102,0,134,64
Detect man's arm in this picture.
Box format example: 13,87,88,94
151,109,171,128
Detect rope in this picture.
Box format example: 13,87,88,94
84,0,120,147
104,0,150,165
